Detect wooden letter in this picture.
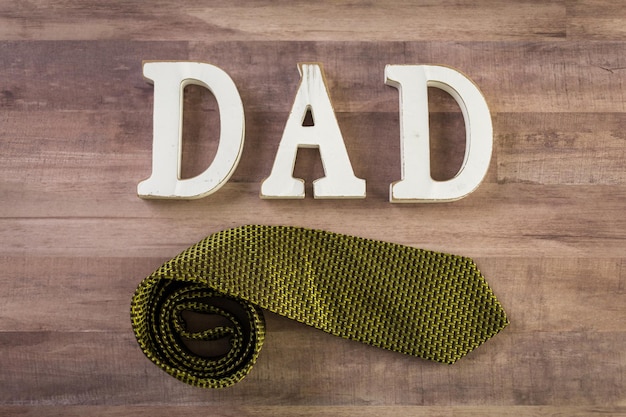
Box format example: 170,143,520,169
260,63,366,199
385,65,492,202
137,62,245,199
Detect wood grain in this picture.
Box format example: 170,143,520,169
1,1,625,416
0,1,567,42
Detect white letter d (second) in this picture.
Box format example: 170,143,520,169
385,65,493,203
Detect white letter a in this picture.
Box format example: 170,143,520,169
261,63,366,199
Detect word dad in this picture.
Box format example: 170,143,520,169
138,62,492,202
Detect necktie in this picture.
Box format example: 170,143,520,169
130,225,508,388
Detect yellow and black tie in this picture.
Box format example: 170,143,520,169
130,224,508,388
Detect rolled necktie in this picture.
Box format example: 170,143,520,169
130,224,508,388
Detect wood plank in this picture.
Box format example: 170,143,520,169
0,405,624,417
496,112,626,184
2,41,626,114
1,183,624,258
0,1,567,42
0,328,623,406
0,41,188,112
567,0,626,40
0,257,156,332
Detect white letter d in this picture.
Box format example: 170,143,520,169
138,62,245,199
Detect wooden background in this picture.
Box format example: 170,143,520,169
1,1,625,416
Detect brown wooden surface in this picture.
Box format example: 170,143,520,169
1,1,625,416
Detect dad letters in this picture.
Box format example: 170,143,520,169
137,61,492,202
